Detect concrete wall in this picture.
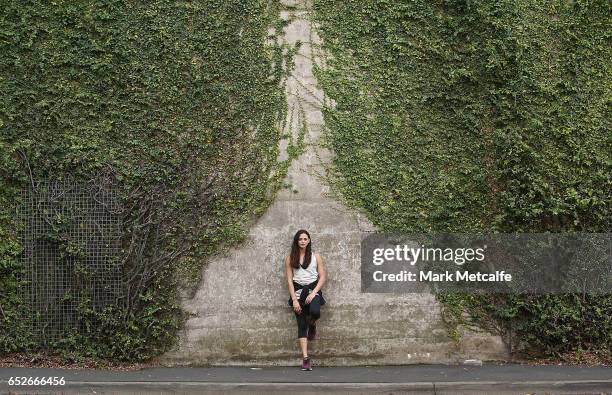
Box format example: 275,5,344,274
160,1,509,366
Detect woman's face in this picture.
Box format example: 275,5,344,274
298,233,310,249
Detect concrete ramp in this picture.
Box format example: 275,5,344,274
160,0,508,366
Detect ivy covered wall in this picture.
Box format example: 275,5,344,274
313,0,611,357
0,0,296,361
0,0,609,363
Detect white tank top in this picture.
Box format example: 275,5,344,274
292,253,318,297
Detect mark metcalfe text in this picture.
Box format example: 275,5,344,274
370,244,512,283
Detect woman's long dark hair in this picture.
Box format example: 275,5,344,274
290,229,312,269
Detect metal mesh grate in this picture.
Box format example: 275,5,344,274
18,178,123,344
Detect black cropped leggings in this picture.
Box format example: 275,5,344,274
294,294,321,338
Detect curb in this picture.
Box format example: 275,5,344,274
2,380,612,394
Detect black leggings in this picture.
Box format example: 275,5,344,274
294,294,321,338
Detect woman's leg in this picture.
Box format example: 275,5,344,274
306,295,321,340
308,294,321,322
298,338,308,358
294,305,310,358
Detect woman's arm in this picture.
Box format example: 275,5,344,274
285,256,301,314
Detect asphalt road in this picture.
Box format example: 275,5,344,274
1,363,611,394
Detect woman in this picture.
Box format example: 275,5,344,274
285,229,326,371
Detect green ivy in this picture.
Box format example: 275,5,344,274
313,0,611,357
0,0,296,361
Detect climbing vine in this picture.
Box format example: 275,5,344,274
0,0,299,361
313,0,611,357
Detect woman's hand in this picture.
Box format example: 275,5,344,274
292,300,302,314
305,291,317,304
